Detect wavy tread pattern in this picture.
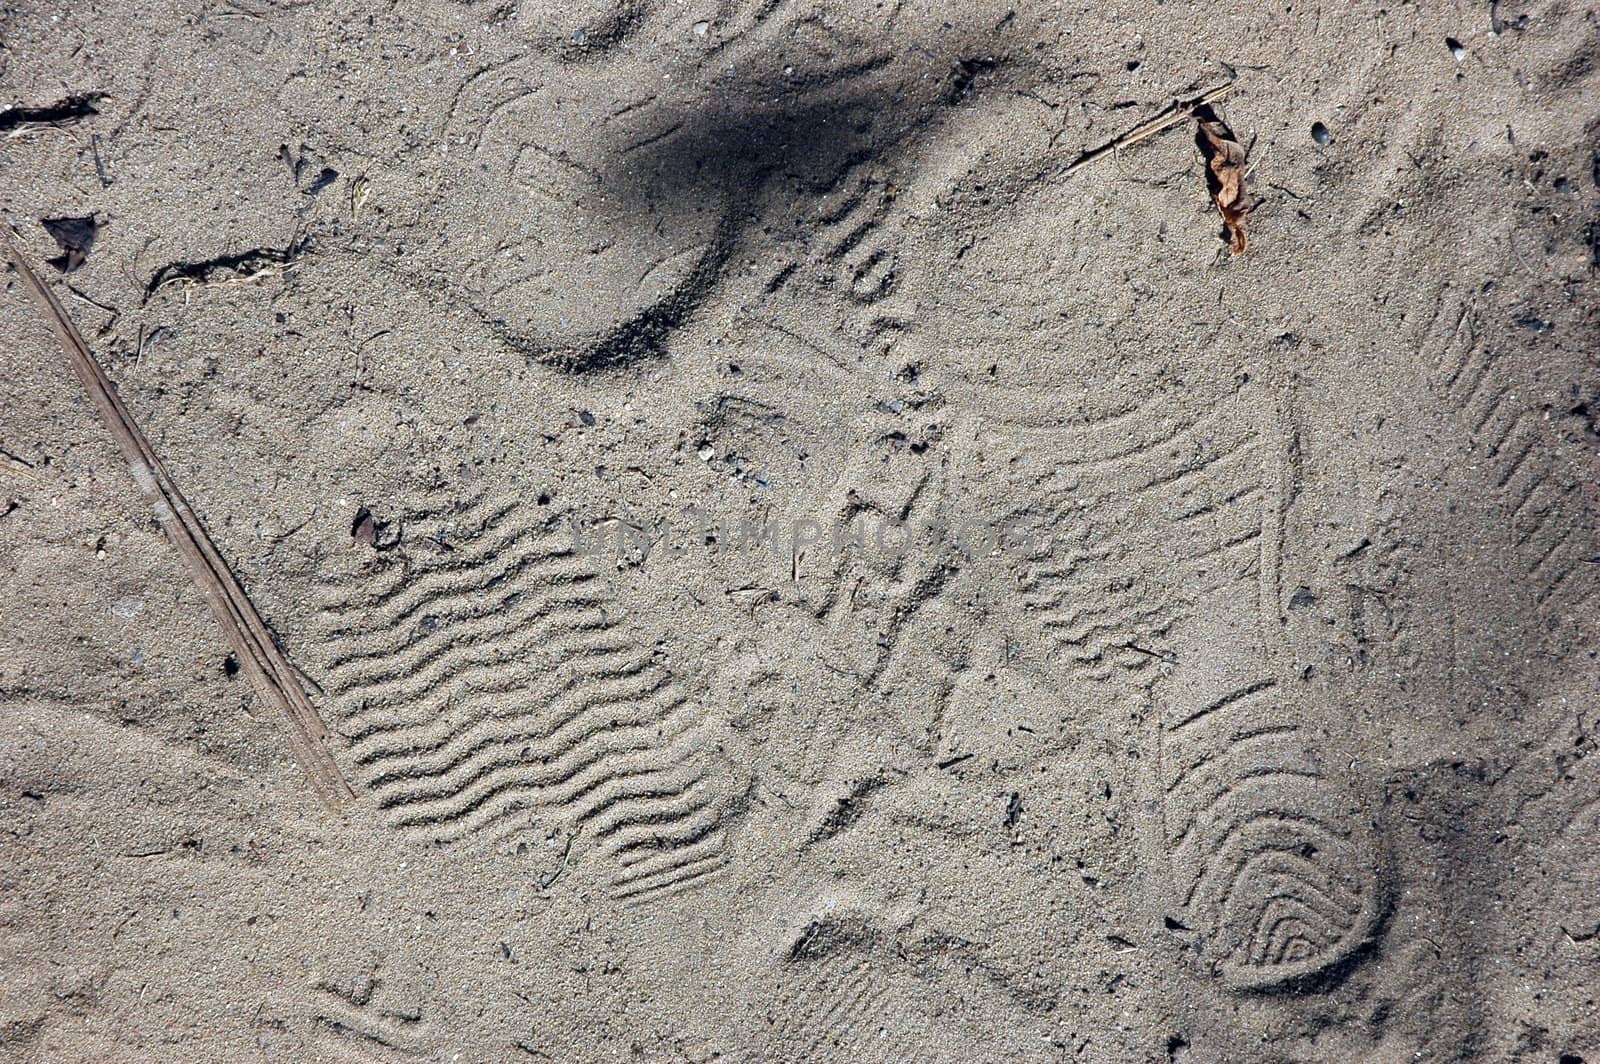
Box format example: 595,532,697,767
316,491,740,903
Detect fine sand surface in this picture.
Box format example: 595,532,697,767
2,1,1598,1060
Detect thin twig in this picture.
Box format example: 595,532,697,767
1061,81,1237,178
1,225,353,811
0,450,36,479
540,833,577,890
91,133,112,188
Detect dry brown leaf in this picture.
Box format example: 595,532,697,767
1193,103,1250,253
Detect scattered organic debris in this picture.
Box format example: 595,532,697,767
0,448,36,479
40,215,98,273
0,224,353,812
91,133,113,187
136,324,176,362
1193,103,1251,253
1004,791,1025,828
350,506,400,551
1060,81,1236,179
62,282,121,336
351,506,380,547
350,174,372,216
0,93,104,138
1060,82,1252,253
143,239,305,302
539,833,577,890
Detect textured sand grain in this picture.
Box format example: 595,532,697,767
2,1,1598,1060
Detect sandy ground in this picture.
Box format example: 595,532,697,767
2,0,1598,1060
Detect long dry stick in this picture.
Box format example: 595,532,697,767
1061,80,1237,178
2,226,353,811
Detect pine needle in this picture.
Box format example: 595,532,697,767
2,225,353,811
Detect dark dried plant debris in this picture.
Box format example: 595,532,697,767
40,216,98,273
143,241,304,302
350,506,400,551
0,93,104,135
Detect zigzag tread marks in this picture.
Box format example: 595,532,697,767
380,713,717,834
601,764,737,905
357,676,687,783
322,557,599,674
606,794,728,858
365,692,699,804
611,836,730,903
341,632,648,744
319,525,560,630
317,490,527,613
325,600,614,714
347,652,672,768
316,492,736,903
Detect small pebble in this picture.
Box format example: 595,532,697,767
1311,121,1332,145
1446,36,1467,62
